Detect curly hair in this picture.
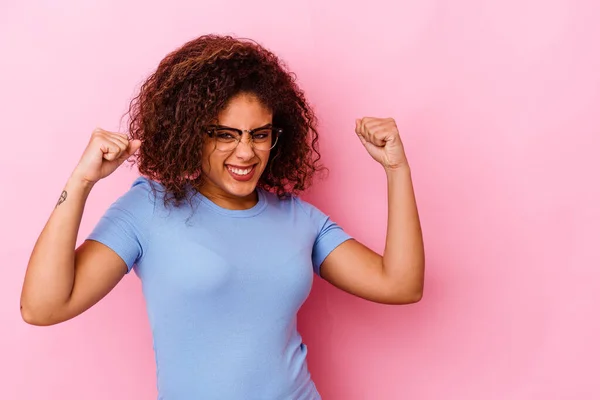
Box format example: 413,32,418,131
126,34,322,207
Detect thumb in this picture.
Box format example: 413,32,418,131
116,139,141,163
355,119,368,145
128,139,142,155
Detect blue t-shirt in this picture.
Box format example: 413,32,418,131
87,177,352,400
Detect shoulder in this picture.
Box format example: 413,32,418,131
107,176,162,220
121,176,155,199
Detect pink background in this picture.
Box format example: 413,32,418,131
2,0,599,399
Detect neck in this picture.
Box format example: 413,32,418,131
197,183,258,210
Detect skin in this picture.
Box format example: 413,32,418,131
20,92,424,326
199,93,273,210
320,117,424,304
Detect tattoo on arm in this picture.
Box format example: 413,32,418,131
56,190,67,207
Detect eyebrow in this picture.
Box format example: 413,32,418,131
213,123,273,130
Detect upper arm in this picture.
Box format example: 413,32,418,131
319,239,403,304
305,199,421,305
59,179,150,323
295,199,390,303
320,240,423,304
57,240,128,323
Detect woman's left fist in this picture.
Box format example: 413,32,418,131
355,117,408,170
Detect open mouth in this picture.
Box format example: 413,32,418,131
226,164,257,181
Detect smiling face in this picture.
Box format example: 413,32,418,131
199,93,274,209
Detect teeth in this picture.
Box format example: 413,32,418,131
229,166,252,176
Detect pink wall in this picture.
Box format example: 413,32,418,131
2,1,599,399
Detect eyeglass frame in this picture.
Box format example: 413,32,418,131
205,124,283,151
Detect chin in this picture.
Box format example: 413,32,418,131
223,175,262,198
223,182,258,198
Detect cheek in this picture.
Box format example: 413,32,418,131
258,150,271,167
200,145,223,172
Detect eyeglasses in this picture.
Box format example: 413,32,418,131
205,124,283,152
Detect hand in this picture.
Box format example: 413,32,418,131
355,117,408,170
71,128,141,185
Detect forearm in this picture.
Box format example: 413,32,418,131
382,165,425,297
21,175,94,319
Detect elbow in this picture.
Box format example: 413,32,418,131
391,288,423,305
382,260,424,305
20,304,60,327
406,287,423,304
20,306,41,326
387,280,424,305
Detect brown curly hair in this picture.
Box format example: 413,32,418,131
126,34,322,207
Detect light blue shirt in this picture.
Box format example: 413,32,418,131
87,177,352,399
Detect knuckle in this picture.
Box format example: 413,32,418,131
93,136,108,147
113,132,128,141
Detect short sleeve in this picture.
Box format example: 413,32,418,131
295,198,353,276
86,177,152,273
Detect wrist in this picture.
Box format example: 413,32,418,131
67,172,96,194
385,163,412,187
384,163,411,176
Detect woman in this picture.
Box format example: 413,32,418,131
20,34,424,399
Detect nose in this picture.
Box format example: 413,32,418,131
234,133,255,161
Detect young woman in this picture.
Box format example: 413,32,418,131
21,34,424,399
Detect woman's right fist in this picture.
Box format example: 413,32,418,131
72,128,141,185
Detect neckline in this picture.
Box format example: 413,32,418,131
195,188,268,218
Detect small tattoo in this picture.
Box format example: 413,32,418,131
56,190,67,207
